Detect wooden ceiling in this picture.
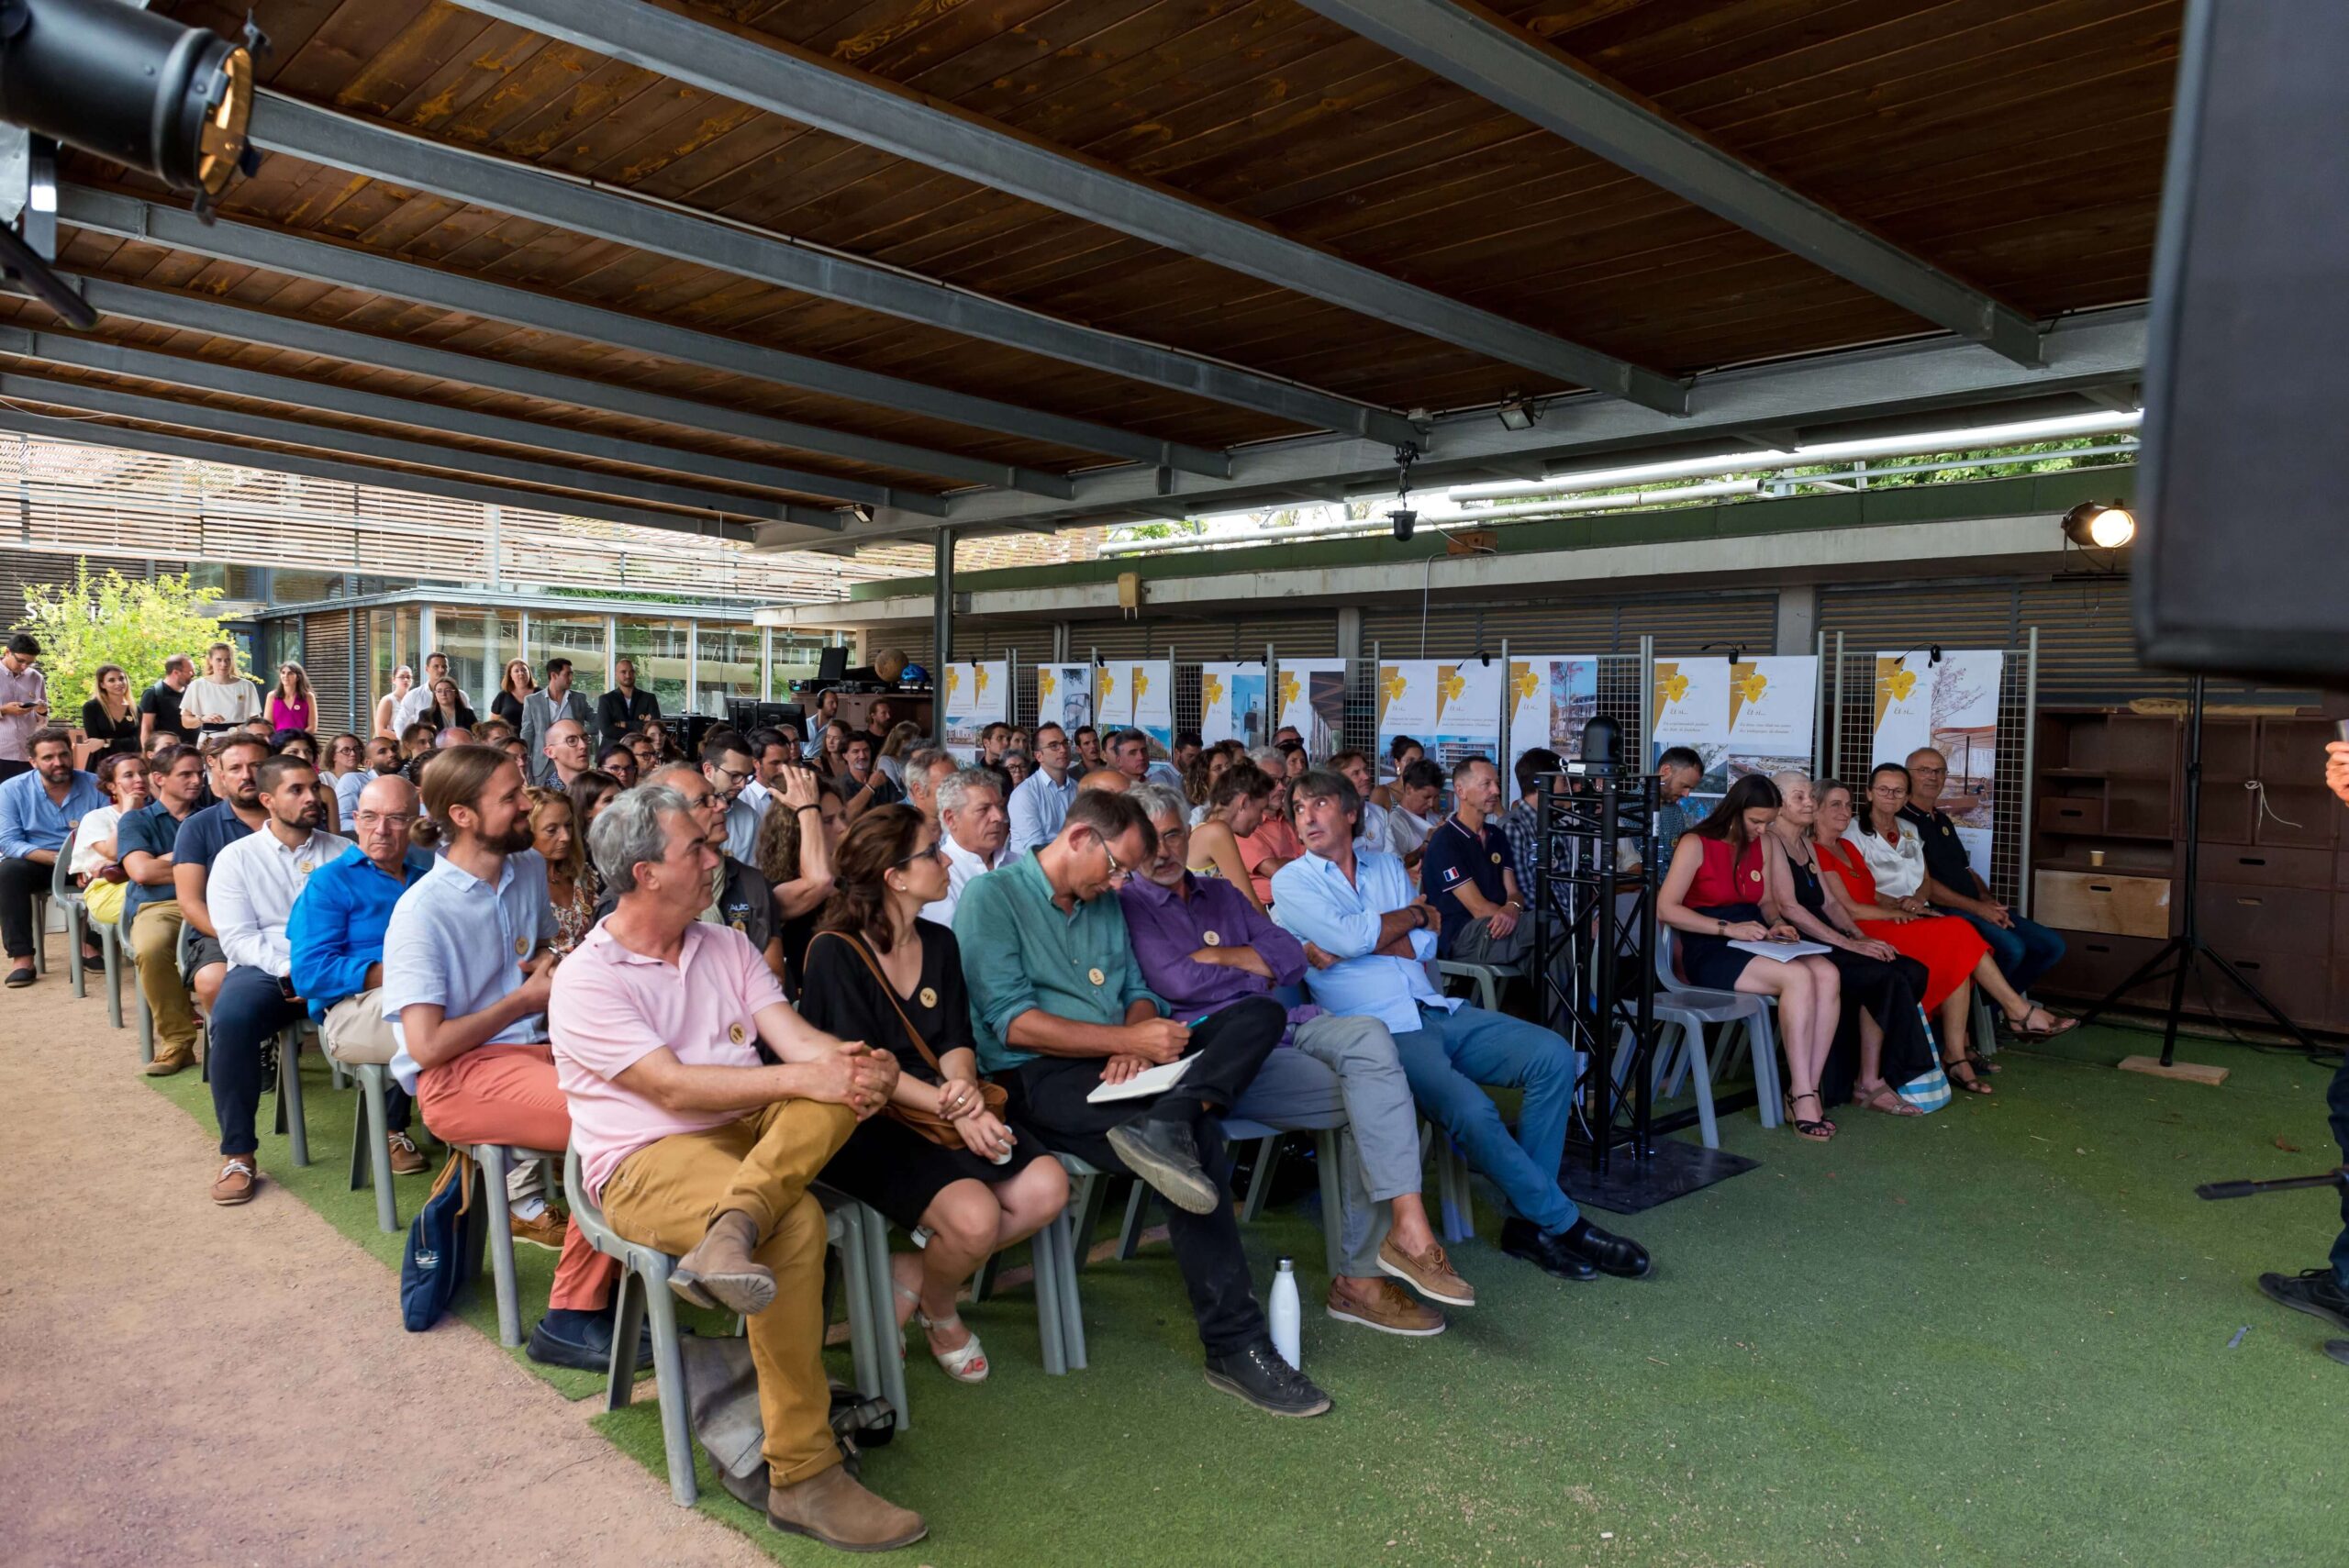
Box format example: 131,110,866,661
21,0,2176,544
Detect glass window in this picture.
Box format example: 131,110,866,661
614,617,689,715
434,611,494,711
695,623,761,715
367,606,420,734
770,633,829,700
528,613,607,697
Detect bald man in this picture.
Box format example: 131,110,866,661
1076,766,1130,795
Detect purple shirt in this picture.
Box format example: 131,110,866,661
1119,871,1319,1045
0,659,47,762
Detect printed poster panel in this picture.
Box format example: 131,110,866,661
1507,655,1598,784
1873,650,2005,883
1380,659,1505,783
941,659,1008,762
1127,659,1173,752
1036,664,1093,738
1093,662,1133,730
1200,662,1268,750
1723,656,1819,787
1651,657,1731,798
1276,659,1347,759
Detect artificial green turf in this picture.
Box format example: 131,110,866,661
151,1026,2349,1566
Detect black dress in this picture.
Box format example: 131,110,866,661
491,690,526,728
799,920,1046,1229
1780,840,1937,1105
80,697,139,762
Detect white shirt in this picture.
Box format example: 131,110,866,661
1386,806,1435,862
394,681,470,735
738,778,772,821
209,824,352,975
70,804,123,877
1354,798,1390,860
184,675,259,728
1842,818,1927,901
920,832,1008,927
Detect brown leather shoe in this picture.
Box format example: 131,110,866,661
672,1208,774,1315
144,1048,195,1077
767,1463,927,1552
509,1207,568,1251
1378,1235,1475,1307
1325,1276,1444,1337
210,1156,260,1206
385,1130,428,1176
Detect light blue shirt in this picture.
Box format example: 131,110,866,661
1006,768,1079,855
1270,847,1459,1039
332,768,372,822
723,795,761,865
0,766,105,861
381,849,558,1094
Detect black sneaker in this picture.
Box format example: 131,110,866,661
528,1310,655,1373
1108,1116,1222,1215
2259,1269,2349,1334
1203,1340,1332,1418
1555,1219,1653,1280
1498,1218,1598,1282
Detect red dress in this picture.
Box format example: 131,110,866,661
1816,837,1989,1009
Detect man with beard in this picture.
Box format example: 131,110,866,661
173,732,273,1016
0,726,103,986
202,754,351,1203
118,743,210,1073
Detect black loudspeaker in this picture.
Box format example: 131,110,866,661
2134,0,2349,686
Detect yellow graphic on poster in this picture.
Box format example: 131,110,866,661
941,659,1007,762
1277,660,1346,757
1038,664,1092,734
1871,650,2005,883
1506,656,1598,783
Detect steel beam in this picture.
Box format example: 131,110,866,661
0,324,934,514
56,184,1230,477
447,0,1688,414
251,93,1423,449
0,408,781,542
0,370,849,528
1293,0,2043,366
65,274,1064,497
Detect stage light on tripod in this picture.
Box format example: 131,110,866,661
2062,500,2136,550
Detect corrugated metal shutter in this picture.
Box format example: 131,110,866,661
1074,622,1158,662
957,619,1056,664
1615,595,1778,657
1817,583,2021,653
305,610,353,735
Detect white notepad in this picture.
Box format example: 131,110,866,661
1085,1055,1198,1104
1729,938,1832,962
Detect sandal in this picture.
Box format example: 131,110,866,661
1943,1056,1994,1095
1963,1050,2002,1076
1784,1090,1836,1141
894,1280,988,1384
1854,1081,1921,1118
2005,1004,2077,1040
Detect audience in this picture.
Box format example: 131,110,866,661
954,789,1332,1418
799,805,1070,1385
203,753,351,1204
373,665,413,741
425,676,477,734
550,783,926,1551
539,716,592,791
838,730,900,820
1234,757,1304,909
874,721,922,790
1900,747,2069,998
118,742,207,1073
1418,757,1552,987
0,632,49,782
519,659,596,786
1121,785,1471,1337
700,733,762,864
596,657,660,748
529,786,597,956
902,746,957,824
393,652,464,737
287,773,432,1179
169,733,277,1026
1274,769,1649,1284
1073,725,1102,771
640,763,783,979
141,654,199,747
596,739,640,789
1075,766,1129,795
1000,749,1031,789
569,769,623,835
70,751,149,933
0,727,104,986
1383,757,1445,875
1656,776,1844,1139
753,768,840,998
79,661,140,768
1007,722,1078,855
1186,762,1275,913
1330,751,1388,856
380,744,632,1373
919,768,1008,927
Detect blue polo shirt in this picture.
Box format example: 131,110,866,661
1418,815,1514,960
381,849,557,1093
115,800,199,929
173,799,255,881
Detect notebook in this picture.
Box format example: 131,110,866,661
1085,1056,1198,1104
1729,938,1832,962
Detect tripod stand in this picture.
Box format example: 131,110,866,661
2076,674,2321,1063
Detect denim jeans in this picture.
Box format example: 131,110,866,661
208,964,307,1157
1389,1004,1579,1234
1942,908,2066,993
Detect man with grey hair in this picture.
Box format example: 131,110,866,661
920,766,1008,926
551,784,921,1551
1120,784,1471,1335
902,745,957,823
625,762,782,975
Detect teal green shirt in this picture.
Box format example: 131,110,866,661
953,850,1162,1073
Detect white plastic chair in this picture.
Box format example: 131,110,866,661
1653,928,1782,1130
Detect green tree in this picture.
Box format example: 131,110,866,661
13,561,232,701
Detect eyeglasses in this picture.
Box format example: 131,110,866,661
708,762,750,785
893,841,946,869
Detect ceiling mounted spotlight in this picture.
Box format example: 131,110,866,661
2061,500,2137,550
1388,507,1417,541
1387,440,1419,543
1497,393,1540,433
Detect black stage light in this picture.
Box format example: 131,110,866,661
1388,507,1416,541
2060,500,2136,550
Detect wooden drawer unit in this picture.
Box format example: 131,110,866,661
2206,948,2333,1029
2199,844,2336,888
2196,882,2333,958
2039,933,2168,1006
2034,870,2174,939
2038,796,2104,835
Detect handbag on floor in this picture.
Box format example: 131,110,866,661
685,1331,896,1509
400,1148,485,1331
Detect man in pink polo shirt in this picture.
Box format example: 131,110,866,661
549,783,918,1554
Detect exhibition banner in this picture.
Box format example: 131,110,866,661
1723,656,1819,784
1378,659,1504,776
1650,657,1732,795
1036,664,1094,736
1200,662,1269,750
1097,660,1174,751
1276,659,1348,758
1507,655,1598,783
941,659,1008,761
1871,650,2004,882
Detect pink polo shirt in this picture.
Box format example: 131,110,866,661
550,918,787,1202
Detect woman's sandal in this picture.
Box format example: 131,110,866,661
1943,1056,1995,1095
1963,1050,2002,1076
1784,1090,1836,1140
2006,1004,2077,1040
894,1280,989,1384
1854,1081,1922,1118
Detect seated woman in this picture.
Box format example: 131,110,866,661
754,768,843,999
1814,773,2073,1095
1656,775,1846,1141
568,768,622,836
1186,762,1276,913
527,785,597,956
1235,767,1304,908
1183,744,1234,825
798,806,1070,1385
72,751,150,936
1762,772,1937,1118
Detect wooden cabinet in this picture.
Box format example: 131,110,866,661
2035,870,2173,939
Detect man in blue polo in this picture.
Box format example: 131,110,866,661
0,726,103,988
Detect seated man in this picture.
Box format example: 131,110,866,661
902,746,957,825
287,773,434,1179
173,732,273,1018
118,743,209,1074
541,717,592,792
1384,758,1444,875
1120,784,1471,1337
1007,722,1079,855
335,735,399,823
1902,746,2066,995
918,767,1008,926
0,726,104,987
551,784,923,1551
382,743,633,1372
1419,755,1568,991
204,754,351,1203
1273,769,1651,1284
954,789,1331,1417
1620,748,1704,878
630,763,783,976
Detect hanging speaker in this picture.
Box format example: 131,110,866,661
2134,0,2349,685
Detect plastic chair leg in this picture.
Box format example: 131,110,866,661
861,1203,908,1433
1067,1170,1108,1273
476,1146,523,1348
30,895,45,975
1049,1211,1086,1371
67,906,85,1000
1682,1025,1720,1150
276,1028,310,1168
640,1277,697,1507
351,1064,398,1232
1116,1181,1150,1261
606,1271,646,1414
101,926,123,1029
1239,1133,1282,1223
835,1207,885,1405
1030,1225,1068,1378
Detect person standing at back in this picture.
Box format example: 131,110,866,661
78,662,141,769
393,651,465,737
518,658,596,786
596,656,661,749
266,663,316,737
492,658,534,730
140,654,198,748
184,642,261,739
0,633,50,783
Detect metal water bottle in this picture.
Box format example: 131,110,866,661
1268,1257,1302,1371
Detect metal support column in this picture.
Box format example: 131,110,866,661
931,527,954,669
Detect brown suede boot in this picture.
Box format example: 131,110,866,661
670,1208,774,1315
767,1463,927,1552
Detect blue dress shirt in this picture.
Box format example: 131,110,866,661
287,845,433,1020
1269,847,1459,1039
1007,768,1079,855
0,766,105,860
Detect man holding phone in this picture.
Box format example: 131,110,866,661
0,634,51,783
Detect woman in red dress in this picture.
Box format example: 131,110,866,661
1813,778,2073,1095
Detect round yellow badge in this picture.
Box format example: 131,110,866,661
729,916,746,932
1201,930,1221,947
918,985,939,1009
728,1023,746,1046
1748,869,1763,884
1087,966,1106,986
513,934,529,956
1490,851,1503,864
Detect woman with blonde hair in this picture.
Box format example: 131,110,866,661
186,641,260,737
525,784,596,956
1186,762,1277,914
